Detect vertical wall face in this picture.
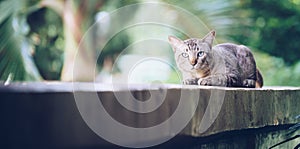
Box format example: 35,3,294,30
0,83,299,148
187,88,300,137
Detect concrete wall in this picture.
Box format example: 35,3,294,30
0,82,299,148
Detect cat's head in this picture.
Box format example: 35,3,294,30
168,30,216,72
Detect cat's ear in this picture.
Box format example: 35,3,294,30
202,30,216,47
168,35,184,51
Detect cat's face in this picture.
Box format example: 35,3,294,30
168,31,216,75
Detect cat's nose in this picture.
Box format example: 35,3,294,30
190,59,197,66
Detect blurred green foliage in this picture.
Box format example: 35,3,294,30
96,0,138,72
0,0,137,81
232,0,300,86
96,30,130,73
0,0,41,81
0,0,299,86
254,51,300,86
27,8,64,80
233,0,300,65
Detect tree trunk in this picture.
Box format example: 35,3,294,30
60,0,97,81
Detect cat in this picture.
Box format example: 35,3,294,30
168,30,263,88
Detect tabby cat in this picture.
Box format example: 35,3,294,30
168,30,263,88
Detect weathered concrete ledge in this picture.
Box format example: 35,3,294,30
0,82,299,148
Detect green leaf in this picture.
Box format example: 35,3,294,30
0,0,41,81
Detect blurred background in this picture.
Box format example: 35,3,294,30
0,0,299,86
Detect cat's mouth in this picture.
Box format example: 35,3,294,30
191,63,207,71
191,63,200,70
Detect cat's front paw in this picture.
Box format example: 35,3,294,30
198,75,230,86
197,78,212,86
183,78,198,85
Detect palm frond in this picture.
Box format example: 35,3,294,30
0,0,41,81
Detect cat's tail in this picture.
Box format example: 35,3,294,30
256,68,263,88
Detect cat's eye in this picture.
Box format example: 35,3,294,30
182,53,188,58
197,51,204,57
